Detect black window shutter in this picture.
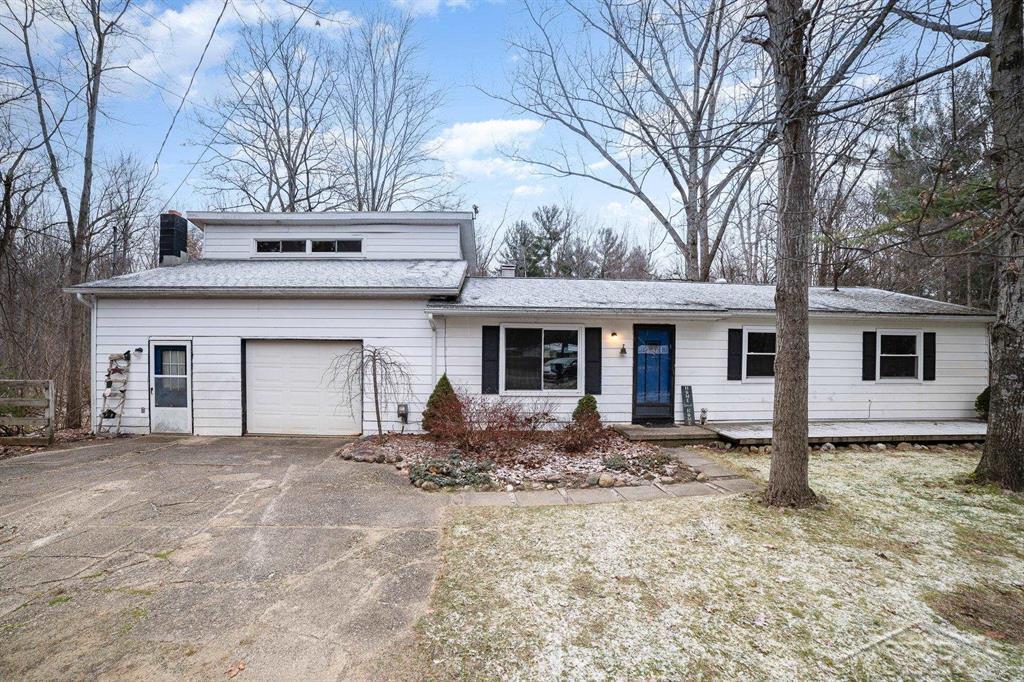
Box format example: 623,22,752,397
584,327,602,395
481,326,500,394
923,332,936,381
862,331,877,380
727,329,743,380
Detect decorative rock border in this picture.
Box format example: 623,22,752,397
448,448,759,507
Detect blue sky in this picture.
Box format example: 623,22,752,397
90,0,658,250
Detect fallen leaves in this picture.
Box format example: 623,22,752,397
225,660,245,678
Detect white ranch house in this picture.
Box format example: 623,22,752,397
67,211,993,437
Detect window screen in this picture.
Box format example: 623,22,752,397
543,329,578,390
504,328,542,391
153,345,188,408
745,331,776,377
504,328,579,392
879,333,918,378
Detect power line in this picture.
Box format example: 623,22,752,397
159,0,316,212
151,0,231,171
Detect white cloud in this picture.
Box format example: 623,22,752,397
431,119,543,160
124,0,357,98
392,0,471,16
430,118,543,181
513,184,545,196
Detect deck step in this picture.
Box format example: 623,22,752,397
612,424,720,444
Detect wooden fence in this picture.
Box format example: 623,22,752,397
0,380,55,446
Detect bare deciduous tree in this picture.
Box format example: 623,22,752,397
0,101,47,263
198,20,347,212
500,0,771,280
867,0,1023,490
3,0,136,428
325,345,413,442
747,0,901,506
337,12,454,211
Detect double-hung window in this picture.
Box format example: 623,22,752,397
743,327,776,379
502,326,580,392
878,331,921,379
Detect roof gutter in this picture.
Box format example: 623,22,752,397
63,286,464,298
424,307,995,322
74,292,94,309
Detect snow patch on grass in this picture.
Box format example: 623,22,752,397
417,448,1024,680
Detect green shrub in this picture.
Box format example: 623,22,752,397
422,374,462,434
408,452,494,488
561,395,604,453
975,386,991,419
603,453,628,471
572,394,600,424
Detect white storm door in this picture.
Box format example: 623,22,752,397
149,340,192,434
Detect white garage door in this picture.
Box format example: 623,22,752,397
245,340,362,435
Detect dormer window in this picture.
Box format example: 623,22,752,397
257,239,306,253
253,238,363,256
312,239,362,254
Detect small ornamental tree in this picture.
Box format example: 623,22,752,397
325,345,411,443
422,374,462,435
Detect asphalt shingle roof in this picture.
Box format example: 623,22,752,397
68,259,468,294
425,277,992,317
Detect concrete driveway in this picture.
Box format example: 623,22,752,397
0,436,445,681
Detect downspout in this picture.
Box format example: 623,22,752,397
74,293,97,433
427,313,437,385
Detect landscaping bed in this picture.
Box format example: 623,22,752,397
338,379,698,491
337,432,698,491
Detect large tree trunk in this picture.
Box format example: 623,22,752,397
975,0,1024,490
63,245,87,428
763,0,818,507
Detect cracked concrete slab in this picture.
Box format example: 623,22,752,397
0,435,444,681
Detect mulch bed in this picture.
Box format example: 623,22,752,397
337,431,698,491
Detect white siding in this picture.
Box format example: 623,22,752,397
93,297,435,436
201,223,462,260
439,315,989,424
92,297,990,436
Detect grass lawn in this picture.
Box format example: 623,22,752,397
415,447,1024,680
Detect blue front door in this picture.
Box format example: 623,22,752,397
633,325,675,424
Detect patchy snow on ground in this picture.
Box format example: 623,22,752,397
416,448,1024,680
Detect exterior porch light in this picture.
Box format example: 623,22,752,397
620,343,627,356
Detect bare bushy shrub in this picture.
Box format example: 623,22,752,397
428,389,555,454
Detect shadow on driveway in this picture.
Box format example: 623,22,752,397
0,435,445,680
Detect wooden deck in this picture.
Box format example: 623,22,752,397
708,419,987,446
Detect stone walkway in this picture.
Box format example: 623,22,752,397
449,448,759,508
